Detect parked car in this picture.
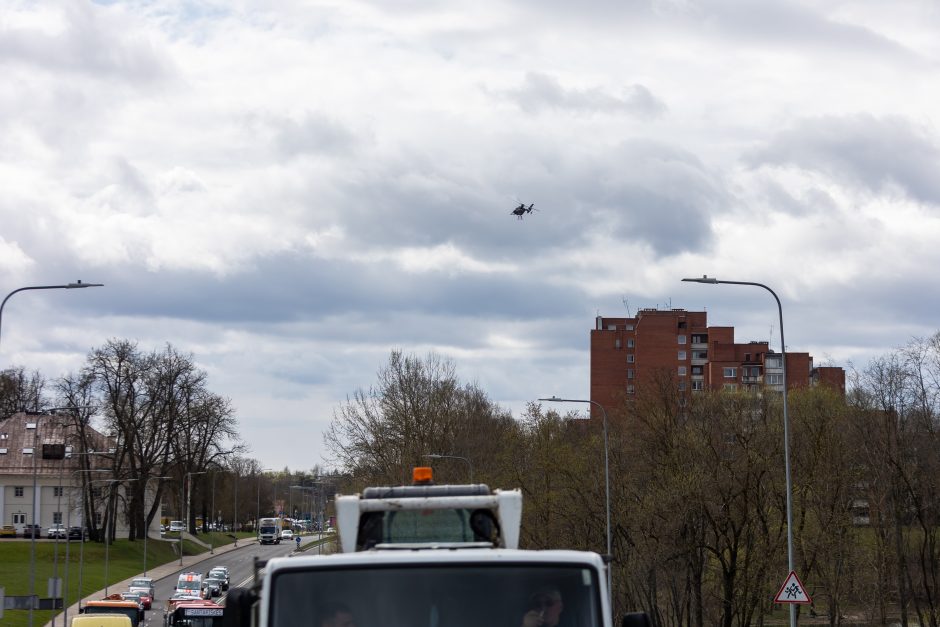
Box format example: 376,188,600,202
47,524,67,539
22,524,42,538
0,525,16,538
67,526,86,541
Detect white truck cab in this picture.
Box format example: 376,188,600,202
223,468,650,627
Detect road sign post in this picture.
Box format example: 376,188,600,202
774,571,812,605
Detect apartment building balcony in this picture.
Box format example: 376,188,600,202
742,375,762,383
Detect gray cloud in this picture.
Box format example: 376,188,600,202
0,2,172,80
748,114,940,205
503,72,667,118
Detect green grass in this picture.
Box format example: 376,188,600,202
0,532,254,627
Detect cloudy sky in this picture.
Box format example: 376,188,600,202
3,0,940,471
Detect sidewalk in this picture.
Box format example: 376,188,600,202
48,536,252,627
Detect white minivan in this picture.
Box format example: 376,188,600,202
169,520,184,532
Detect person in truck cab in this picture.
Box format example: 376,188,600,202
521,587,564,627
318,602,356,627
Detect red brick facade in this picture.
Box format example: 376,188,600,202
590,309,845,412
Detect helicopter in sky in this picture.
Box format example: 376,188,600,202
511,203,536,220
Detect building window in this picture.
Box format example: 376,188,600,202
691,334,706,344
626,324,634,331
627,385,635,394
692,380,704,391
766,356,782,368
15,486,26,497
678,321,687,329
692,350,707,360
23,447,34,455
627,354,635,363
724,383,738,391
53,486,64,497
723,367,737,378
678,351,687,360
677,335,687,345
627,338,635,348
678,380,687,391
53,512,62,524
614,338,621,349
0,432,8,439
13,513,26,524
692,365,703,375
627,369,635,379
767,374,783,385
678,366,687,376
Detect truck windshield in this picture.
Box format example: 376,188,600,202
269,564,601,627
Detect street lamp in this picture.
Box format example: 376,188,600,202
142,476,171,575
422,454,474,483
682,275,796,627
182,471,207,565
0,280,104,352
63,468,109,626
539,396,612,605
91,478,137,597
257,469,273,539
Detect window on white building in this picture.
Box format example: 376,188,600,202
15,486,24,497
53,512,62,524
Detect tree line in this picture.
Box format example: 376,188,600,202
327,338,940,626
0,338,284,542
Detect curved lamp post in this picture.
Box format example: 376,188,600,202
0,281,104,353
539,396,612,606
682,275,796,627
422,454,474,483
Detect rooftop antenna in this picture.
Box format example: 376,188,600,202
621,297,632,317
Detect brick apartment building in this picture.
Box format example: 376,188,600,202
590,308,846,412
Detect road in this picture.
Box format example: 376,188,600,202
51,535,327,627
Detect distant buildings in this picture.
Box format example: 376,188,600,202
591,308,845,411
0,412,161,536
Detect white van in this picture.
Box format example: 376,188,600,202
169,520,184,532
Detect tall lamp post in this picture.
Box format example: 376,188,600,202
0,280,104,352
142,476,171,575
422,454,474,483
181,471,207,566
682,275,796,627
539,396,612,605
63,468,109,625
257,469,273,539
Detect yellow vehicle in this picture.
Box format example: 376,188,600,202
0,524,17,538
70,613,133,627
80,595,141,627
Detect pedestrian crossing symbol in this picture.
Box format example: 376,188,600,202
774,571,811,604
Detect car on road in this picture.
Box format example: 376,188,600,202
0,524,16,538
169,520,184,532
207,566,230,589
47,524,67,539
280,529,293,541
120,591,147,620
205,573,227,595
202,578,222,598
128,577,155,608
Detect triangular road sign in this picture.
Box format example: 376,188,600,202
774,571,812,604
